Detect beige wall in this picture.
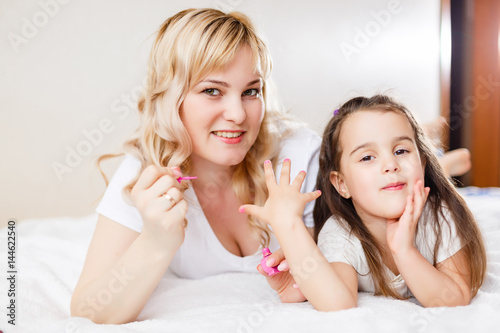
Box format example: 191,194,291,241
0,0,441,226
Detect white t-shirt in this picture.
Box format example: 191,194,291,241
317,206,462,298
96,126,321,279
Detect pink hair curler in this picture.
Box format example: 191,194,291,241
261,248,280,277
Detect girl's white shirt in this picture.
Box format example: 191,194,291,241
317,205,463,298
96,126,321,279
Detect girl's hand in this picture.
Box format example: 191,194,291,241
239,159,321,228
386,180,430,255
130,165,188,251
257,248,306,303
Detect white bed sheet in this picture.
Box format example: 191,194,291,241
1,187,499,333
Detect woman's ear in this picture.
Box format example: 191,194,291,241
329,171,351,199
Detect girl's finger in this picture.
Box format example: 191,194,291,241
303,190,322,203
402,195,414,226
263,160,277,191
413,181,427,222
291,170,306,191
239,204,265,221
279,158,291,186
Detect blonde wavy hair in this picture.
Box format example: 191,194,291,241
98,8,298,247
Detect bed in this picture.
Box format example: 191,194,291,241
1,186,499,333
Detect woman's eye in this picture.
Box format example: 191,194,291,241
203,88,221,96
394,149,409,156
360,155,374,162
243,89,260,97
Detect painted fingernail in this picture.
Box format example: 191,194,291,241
264,160,271,165
170,166,183,178
239,207,245,213
277,261,288,271
266,258,276,267
293,284,299,289
316,190,322,195
284,158,290,163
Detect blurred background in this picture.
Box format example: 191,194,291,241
0,0,498,226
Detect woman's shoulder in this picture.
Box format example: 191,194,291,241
278,125,321,160
280,125,321,147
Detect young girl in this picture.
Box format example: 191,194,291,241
241,95,487,310
71,9,320,324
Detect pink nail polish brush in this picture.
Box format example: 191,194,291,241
261,248,280,276
177,176,198,183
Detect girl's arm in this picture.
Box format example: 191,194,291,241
387,180,471,307
71,166,188,324
241,159,358,311
392,247,471,307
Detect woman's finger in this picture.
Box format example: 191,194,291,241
160,187,183,210
277,260,289,272
134,165,174,192
265,248,285,268
149,174,179,198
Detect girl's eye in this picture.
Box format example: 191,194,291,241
203,88,221,96
394,149,409,156
360,155,374,162
243,88,260,97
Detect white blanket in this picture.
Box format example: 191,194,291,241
1,187,500,333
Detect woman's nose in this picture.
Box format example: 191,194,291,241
222,96,246,124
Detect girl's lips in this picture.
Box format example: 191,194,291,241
381,182,406,190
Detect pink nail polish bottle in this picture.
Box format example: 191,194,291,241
261,248,280,276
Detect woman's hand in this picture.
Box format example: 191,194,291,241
386,180,430,255
130,165,188,252
239,159,321,229
257,248,306,303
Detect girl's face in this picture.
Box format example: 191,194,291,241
180,46,264,169
332,110,425,221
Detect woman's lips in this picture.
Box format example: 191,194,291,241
381,182,406,190
211,131,245,144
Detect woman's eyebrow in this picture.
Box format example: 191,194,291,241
200,79,229,87
198,78,261,88
246,79,261,87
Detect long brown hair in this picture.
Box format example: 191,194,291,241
313,95,486,299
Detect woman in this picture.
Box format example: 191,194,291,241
70,8,320,324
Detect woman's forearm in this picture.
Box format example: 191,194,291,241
393,248,470,307
272,219,357,311
70,234,178,324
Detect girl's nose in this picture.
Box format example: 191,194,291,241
223,96,246,124
383,156,399,173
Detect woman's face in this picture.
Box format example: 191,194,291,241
180,45,264,169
